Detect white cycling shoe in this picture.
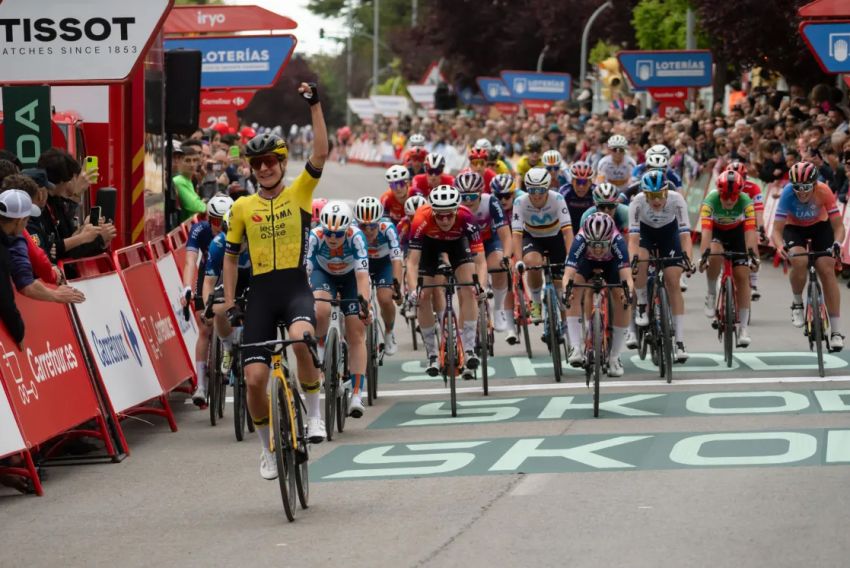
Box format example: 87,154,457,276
307,417,325,444
384,331,398,356
259,450,278,480
608,357,624,377
494,310,509,332
349,394,365,418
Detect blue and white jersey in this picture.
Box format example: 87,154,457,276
567,229,629,267
205,232,251,278
356,219,403,261
630,163,683,189
306,226,370,276
511,190,572,238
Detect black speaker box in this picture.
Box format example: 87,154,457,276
164,49,202,135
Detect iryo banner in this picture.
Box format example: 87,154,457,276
617,50,713,89
163,35,296,89
500,71,572,101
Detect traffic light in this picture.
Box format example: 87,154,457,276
598,57,624,101
434,82,456,110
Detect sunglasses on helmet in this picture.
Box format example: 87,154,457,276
792,182,814,192
249,154,281,170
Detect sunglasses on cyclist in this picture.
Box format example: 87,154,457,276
249,154,281,170
209,216,223,228
324,229,347,238
526,187,548,195
574,178,590,185
434,211,456,221
588,240,611,249
596,204,617,212
495,192,513,200
611,148,626,153
792,183,814,192
460,193,480,202
470,159,486,168
426,168,444,176
389,180,408,190
545,165,560,171
359,222,379,230
645,190,667,200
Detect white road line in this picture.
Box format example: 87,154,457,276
183,374,850,406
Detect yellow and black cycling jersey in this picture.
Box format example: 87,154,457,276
515,155,540,179
226,163,321,276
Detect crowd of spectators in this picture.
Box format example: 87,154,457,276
339,82,850,200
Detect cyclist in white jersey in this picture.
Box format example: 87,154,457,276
511,167,573,321
596,134,637,193
628,170,694,362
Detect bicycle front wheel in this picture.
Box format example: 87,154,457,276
446,316,458,417
323,328,339,441
271,376,297,521
810,280,825,377
208,337,221,426
659,286,675,384
723,280,735,368
518,291,533,359
337,341,349,433
478,304,489,396
294,393,309,510
366,322,378,405
546,288,562,383
410,316,419,351
592,310,602,418
233,361,245,441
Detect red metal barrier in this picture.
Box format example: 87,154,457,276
114,243,195,396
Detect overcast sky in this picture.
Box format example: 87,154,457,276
228,0,346,56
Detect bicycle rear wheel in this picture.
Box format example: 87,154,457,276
546,288,562,383
592,310,602,418
518,289,533,359
271,376,296,521
446,316,458,417
810,280,825,378
366,322,378,405
323,328,339,441
336,342,349,433
478,304,489,396
659,286,675,384
409,316,419,351
294,392,309,510
233,360,246,441
723,280,735,368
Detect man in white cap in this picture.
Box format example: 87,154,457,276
0,190,33,346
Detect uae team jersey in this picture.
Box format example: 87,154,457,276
774,182,840,227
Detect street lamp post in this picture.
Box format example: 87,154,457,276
346,0,353,125
372,0,379,96
579,0,613,85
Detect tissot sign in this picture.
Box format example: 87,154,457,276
0,0,173,84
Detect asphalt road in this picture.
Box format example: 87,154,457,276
2,161,850,568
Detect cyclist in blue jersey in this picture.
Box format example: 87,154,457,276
559,161,596,233
181,195,233,405
308,201,373,418
564,213,634,376
202,208,251,375
354,196,403,356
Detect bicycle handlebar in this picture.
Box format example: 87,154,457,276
239,332,321,369
565,279,631,309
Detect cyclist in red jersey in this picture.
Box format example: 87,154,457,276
411,153,454,199
380,164,410,224
403,146,428,178
727,161,766,300
468,147,495,192
406,185,488,377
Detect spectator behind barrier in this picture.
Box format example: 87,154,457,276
0,176,84,304
0,190,34,346
173,146,206,222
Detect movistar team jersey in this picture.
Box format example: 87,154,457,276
306,226,370,276
225,164,321,276
699,191,756,232
580,204,630,234
205,232,251,278
357,219,402,261
511,191,572,238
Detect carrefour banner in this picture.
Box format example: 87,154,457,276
72,273,162,413
164,35,296,89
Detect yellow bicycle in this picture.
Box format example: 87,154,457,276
240,331,320,522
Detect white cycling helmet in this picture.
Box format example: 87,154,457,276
473,138,493,152
645,153,669,169
454,171,484,194
429,185,461,212
542,149,562,168
583,212,616,242
647,144,671,160
408,133,426,147
524,167,551,191
424,152,446,172
207,194,234,218
607,134,628,149
354,196,384,224
404,194,427,217
592,183,620,205
320,201,353,232
385,164,410,183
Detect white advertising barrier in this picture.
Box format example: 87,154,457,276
407,84,436,108
0,0,172,84
348,98,376,121
155,253,200,358
370,95,412,117
72,273,162,413
0,386,25,459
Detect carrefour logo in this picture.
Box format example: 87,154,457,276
120,311,143,366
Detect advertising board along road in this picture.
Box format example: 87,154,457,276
617,50,713,90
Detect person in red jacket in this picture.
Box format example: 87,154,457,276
467,147,496,192
411,153,454,199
